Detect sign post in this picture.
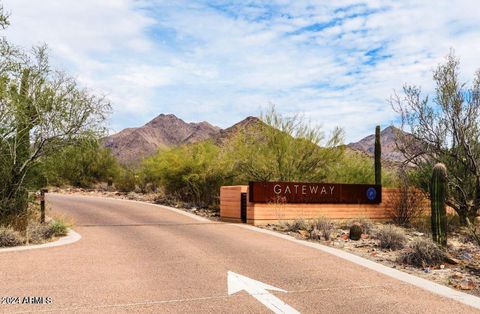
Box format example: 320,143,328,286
39,188,48,223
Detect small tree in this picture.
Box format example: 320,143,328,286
385,167,425,226
391,50,480,224
0,8,110,227
39,140,120,188
140,141,233,207
226,106,344,182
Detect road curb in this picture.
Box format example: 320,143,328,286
234,223,480,310
0,228,81,253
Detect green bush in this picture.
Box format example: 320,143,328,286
139,141,233,207
327,150,397,186
376,225,406,250
39,140,120,188
0,227,24,247
115,168,137,193
49,219,69,237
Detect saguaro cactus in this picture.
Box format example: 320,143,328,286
431,163,447,246
374,125,381,186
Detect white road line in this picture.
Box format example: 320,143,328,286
228,271,299,314
235,223,480,310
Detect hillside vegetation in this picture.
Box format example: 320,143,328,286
117,107,397,209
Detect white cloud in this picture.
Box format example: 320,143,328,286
3,0,480,142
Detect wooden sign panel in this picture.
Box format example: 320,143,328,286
249,181,382,204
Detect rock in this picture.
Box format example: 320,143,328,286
341,234,349,241
459,279,476,290
423,268,431,273
451,272,464,280
361,234,369,239
460,252,473,261
349,223,363,241
444,255,460,265
298,230,309,238
440,264,445,269
413,232,424,236
475,216,480,226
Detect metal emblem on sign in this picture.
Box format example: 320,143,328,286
367,187,377,201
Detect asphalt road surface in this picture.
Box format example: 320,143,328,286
0,194,478,313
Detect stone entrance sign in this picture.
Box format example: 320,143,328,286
248,181,382,204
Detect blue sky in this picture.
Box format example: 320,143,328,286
3,0,480,142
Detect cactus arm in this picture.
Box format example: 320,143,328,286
431,163,447,246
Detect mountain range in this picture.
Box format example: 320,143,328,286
103,114,407,164
346,126,405,162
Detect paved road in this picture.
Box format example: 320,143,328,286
0,194,478,313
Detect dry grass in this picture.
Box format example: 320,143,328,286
0,227,24,247
400,238,447,267
26,222,54,244
312,217,334,240
376,225,406,250
286,218,310,232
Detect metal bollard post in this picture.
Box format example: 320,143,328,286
40,188,48,223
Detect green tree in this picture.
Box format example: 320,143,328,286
224,106,344,182
40,140,120,188
0,6,110,227
391,50,480,224
327,150,396,186
140,141,233,207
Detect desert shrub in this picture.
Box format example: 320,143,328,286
385,168,425,226
26,222,54,244
286,218,309,232
153,193,182,207
115,168,137,193
0,227,24,247
327,150,397,186
140,141,234,208
40,140,121,188
312,217,334,240
411,215,431,234
400,238,447,267
376,225,406,250
49,219,69,237
347,218,374,234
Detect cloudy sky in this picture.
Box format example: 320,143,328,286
3,0,480,142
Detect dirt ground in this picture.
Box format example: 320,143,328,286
261,220,480,297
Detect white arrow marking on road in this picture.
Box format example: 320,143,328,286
227,271,300,314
